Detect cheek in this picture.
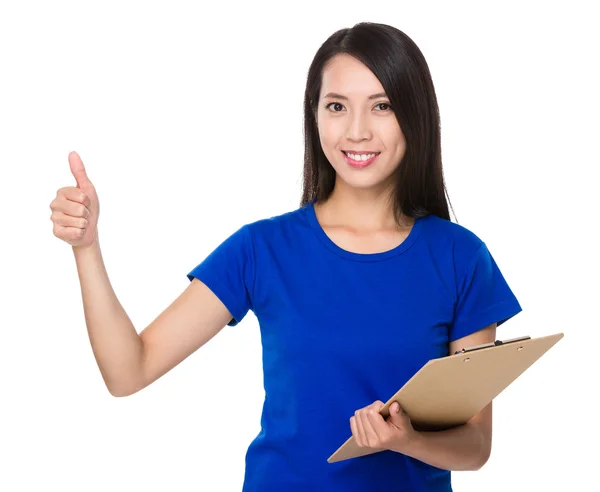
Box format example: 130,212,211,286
391,128,406,153
317,126,339,156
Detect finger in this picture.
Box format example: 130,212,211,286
361,408,386,447
350,416,361,447
393,401,405,414
53,224,86,240
372,400,385,409
68,151,93,189
368,400,385,419
58,187,92,207
354,410,367,447
393,402,410,423
52,196,90,218
51,211,88,229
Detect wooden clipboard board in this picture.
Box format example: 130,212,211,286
327,332,564,463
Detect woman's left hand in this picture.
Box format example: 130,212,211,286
350,400,419,454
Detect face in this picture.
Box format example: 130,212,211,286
316,53,406,193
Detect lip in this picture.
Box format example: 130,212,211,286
342,150,381,155
342,150,380,168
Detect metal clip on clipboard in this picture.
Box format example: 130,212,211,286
453,336,531,355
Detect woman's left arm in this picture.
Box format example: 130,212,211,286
351,324,496,471
400,400,492,471
400,324,496,471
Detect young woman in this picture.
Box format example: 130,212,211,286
50,22,522,492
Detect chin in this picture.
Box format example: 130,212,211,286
336,173,391,190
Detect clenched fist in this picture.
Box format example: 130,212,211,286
50,151,100,248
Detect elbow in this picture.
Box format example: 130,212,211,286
108,386,133,397
108,380,145,397
471,442,492,471
106,378,143,397
470,456,489,471
103,369,146,397
463,423,492,471
106,382,133,397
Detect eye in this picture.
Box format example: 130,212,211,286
375,102,392,111
324,102,393,112
325,102,345,112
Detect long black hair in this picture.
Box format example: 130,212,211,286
301,22,455,223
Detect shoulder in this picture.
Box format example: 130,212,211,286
242,204,310,237
423,214,484,248
420,214,488,270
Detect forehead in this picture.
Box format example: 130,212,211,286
320,54,384,98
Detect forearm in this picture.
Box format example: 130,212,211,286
73,237,144,396
399,422,487,471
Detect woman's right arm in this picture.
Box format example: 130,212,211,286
53,151,232,397
73,241,232,397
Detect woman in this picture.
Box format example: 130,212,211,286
50,22,522,492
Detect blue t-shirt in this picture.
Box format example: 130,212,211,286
187,200,522,492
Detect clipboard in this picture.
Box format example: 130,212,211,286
327,332,564,463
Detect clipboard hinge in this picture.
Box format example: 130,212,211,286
453,336,531,355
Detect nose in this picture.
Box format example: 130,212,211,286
345,111,373,142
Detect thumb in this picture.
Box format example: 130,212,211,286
68,151,93,189
390,402,402,418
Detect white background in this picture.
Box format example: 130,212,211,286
1,1,598,490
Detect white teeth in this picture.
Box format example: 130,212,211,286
345,152,377,161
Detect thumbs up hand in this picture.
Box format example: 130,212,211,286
50,151,100,248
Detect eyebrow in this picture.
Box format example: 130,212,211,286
322,92,388,101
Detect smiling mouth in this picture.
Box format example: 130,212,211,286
341,150,380,168
342,151,381,157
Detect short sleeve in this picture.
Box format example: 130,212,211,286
186,224,255,326
450,242,523,341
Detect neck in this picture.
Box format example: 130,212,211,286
315,186,411,232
